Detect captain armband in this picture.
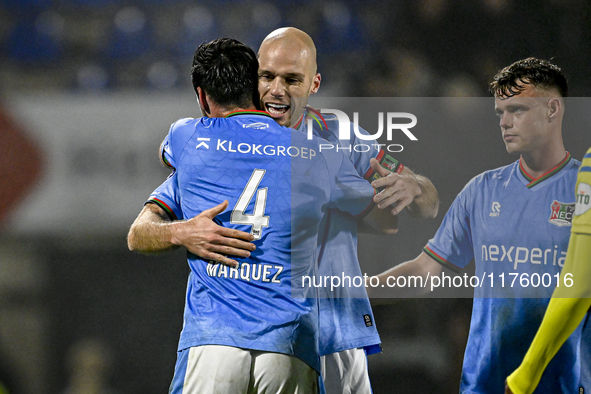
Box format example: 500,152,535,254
363,151,404,188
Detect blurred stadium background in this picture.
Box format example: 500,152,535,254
0,0,590,393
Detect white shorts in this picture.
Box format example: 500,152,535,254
169,345,318,394
320,348,372,394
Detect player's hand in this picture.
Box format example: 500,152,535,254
172,200,256,268
369,158,422,215
504,380,515,394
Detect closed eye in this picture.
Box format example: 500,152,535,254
258,72,274,81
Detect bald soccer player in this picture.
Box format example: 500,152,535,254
257,27,439,393
129,28,439,394
129,37,399,394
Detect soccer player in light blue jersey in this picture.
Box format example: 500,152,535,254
372,58,584,393
132,27,440,394
256,27,439,394
128,37,395,393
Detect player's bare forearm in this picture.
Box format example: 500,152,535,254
128,201,256,267
127,203,179,254
367,252,442,299
369,159,439,219
403,170,439,219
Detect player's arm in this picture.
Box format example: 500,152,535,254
323,147,400,233
367,251,443,299
370,177,474,301
345,121,438,223
128,200,256,268
131,125,256,266
355,185,399,234
369,158,439,218
505,232,591,394
357,207,398,234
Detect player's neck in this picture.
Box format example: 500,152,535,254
210,103,257,118
520,143,567,179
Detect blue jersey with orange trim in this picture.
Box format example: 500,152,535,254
146,111,374,372
425,155,582,393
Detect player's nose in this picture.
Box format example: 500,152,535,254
269,78,285,97
499,113,511,129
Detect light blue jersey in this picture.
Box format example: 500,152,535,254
425,154,582,393
295,109,403,356
147,110,374,372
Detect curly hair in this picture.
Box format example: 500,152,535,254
489,57,568,98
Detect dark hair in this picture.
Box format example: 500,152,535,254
191,38,258,109
489,57,568,98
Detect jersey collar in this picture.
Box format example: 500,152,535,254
518,152,572,189
293,113,305,129
292,107,328,131
224,109,272,118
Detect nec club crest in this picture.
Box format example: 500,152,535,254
549,200,575,227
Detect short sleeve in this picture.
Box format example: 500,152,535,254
347,123,382,175
323,149,375,216
424,182,475,272
159,118,197,169
159,121,176,168
362,150,405,183
310,113,393,177
146,171,182,220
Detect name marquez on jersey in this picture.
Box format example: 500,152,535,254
206,262,283,284
481,244,566,270
196,138,316,160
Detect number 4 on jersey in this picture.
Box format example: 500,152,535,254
231,169,270,240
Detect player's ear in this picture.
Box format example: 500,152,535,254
197,87,211,116
547,97,561,122
310,73,321,95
